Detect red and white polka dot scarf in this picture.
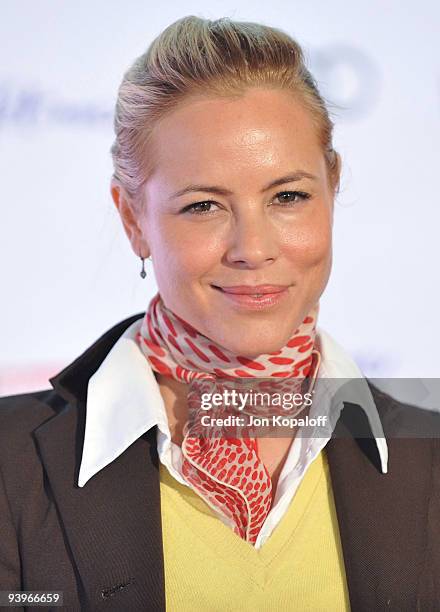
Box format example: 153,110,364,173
137,292,320,545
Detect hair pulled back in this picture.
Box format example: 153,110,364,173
111,15,340,204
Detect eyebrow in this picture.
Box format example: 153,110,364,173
168,170,318,200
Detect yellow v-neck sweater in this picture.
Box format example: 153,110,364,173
159,449,350,611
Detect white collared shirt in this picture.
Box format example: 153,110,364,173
78,318,388,549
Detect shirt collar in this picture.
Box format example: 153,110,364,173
77,318,388,487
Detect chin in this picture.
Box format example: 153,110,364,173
205,317,292,355
239,345,282,358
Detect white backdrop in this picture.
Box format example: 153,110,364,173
1,0,439,396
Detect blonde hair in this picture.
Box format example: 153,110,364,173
110,15,340,205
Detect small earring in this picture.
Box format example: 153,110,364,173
140,257,147,279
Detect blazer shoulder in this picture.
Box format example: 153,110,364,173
368,380,440,438
0,312,145,438
0,389,65,452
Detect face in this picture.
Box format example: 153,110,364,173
114,88,337,358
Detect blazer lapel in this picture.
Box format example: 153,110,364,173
326,392,432,611
33,313,166,611
34,399,165,611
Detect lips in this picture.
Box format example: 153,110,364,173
211,284,290,310
212,285,288,295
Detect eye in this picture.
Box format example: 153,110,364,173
181,190,311,216
181,200,220,215
272,190,311,206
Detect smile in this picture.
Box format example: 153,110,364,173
211,285,290,311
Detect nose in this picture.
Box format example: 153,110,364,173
224,209,280,268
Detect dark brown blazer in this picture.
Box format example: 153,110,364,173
1,313,439,611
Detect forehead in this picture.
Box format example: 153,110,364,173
148,88,325,184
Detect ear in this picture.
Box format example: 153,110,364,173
333,151,342,195
110,178,150,258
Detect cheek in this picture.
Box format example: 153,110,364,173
284,218,332,267
150,219,219,283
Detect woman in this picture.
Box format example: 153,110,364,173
0,15,439,612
